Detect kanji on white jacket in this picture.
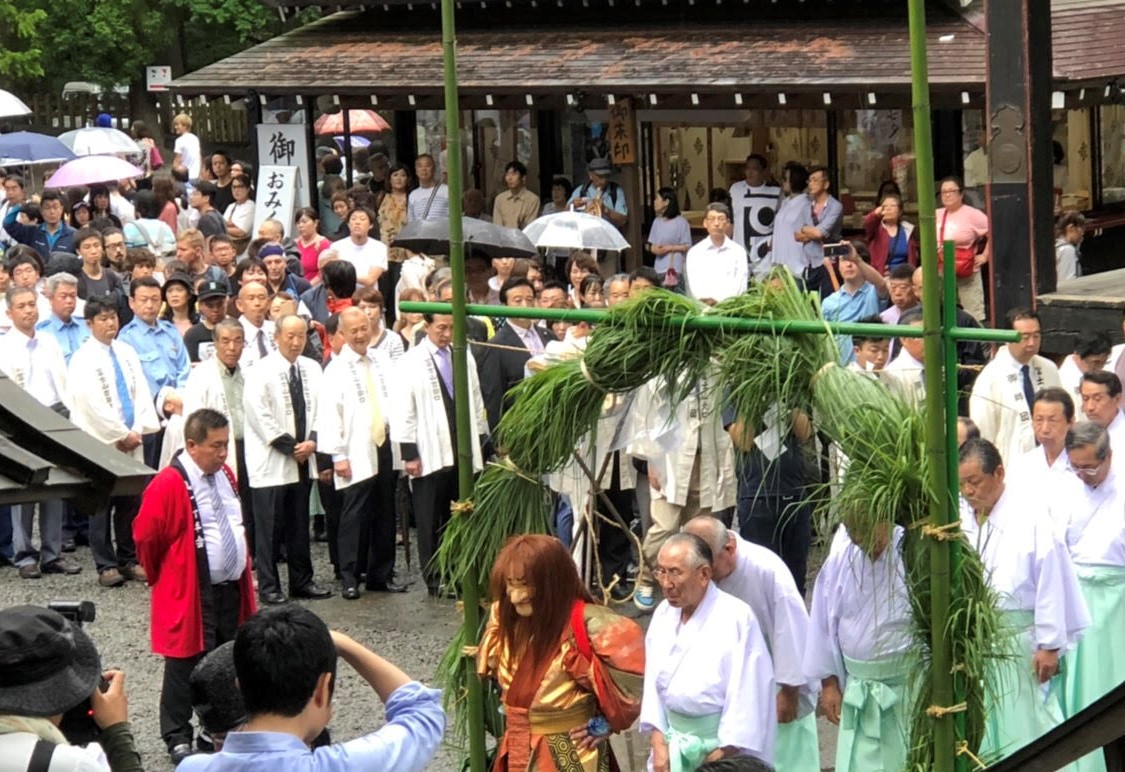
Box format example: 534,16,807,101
242,351,322,488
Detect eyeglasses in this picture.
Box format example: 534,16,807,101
1069,459,1107,478
653,566,694,581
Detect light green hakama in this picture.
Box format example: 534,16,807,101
835,655,911,772
665,709,721,772
774,711,820,772
1065,566,1125,772
980,610,1074,770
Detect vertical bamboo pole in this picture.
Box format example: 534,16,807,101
908,1,956,770
441,0,488,769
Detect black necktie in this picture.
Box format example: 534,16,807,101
257,329,268,357
289,364,306,439
1020,364,1039,445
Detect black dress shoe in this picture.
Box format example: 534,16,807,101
61,539,77,553
367,581,409,593
169,743,197,765
291,583,332,599
342,586,360,600
260,591,287,605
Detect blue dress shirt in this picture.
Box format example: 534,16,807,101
178,682,445,772
117,316,190,408
821,281,882,364
36,313,90,365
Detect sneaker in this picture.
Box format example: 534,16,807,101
121,564,147,582
633,584,655,611
98,568,126,588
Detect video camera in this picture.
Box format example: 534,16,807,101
50,600,104,746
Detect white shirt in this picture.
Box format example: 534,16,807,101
729,180,781,269
67,337,160,461
805,526,912,687
1006,445,1074,540
174,132,202,179
684,235,748,303
969,347,1061,465
1057,354,1085,418
177,451,247,584
330,236,389,287
960,488,1090,650
1067,470,1125,567
0,327,67,407
641,583,776,764
407,183,450,222
883,348,925,405
224,200,256,236
238,317,277,368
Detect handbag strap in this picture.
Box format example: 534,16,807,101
27,740,55,772
569,599,592,660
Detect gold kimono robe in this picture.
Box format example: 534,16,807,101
478,599,645,772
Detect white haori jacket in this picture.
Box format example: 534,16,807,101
68,338,160,462
969,348,1061,465
316,345,395,490
181,358,241,479
641,582,777,764
0,328,69,409
389,339,487,477
1067,470,1125,568
242,351,322,488
631,376,736,510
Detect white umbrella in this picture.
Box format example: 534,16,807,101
58,127,141,160
522,210,631,252
0,89,31,119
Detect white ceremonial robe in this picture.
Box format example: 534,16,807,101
316,346,393,490
242,351,321,488
969,348,1061,464
67,338,160,462
0,328,69,409
631,376,737,510
1104,412,1125,473
804,526,913,688
641,583,776,765
1067,471,1125,567
1005,446,1077,541
1057,355,1085,418
389,339,487,476
882,349,925,405
960,487,1090,652
181,358,240,478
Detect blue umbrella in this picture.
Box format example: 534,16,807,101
333,135,371,150
0,131,77,165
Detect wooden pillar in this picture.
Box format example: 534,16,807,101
394,110,417,165
303,98,319,210
985,0,1056,322
931,109,964,181
536,109,561,201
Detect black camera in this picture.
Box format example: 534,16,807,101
51,600,104,746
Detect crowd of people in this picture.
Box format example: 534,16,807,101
0,130,1121,772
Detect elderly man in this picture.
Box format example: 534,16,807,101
1005,388,1076,506
242,315,332,605
684,203,748,305
236,281,276,367
476,277,552,429
407,154,449,222
969,309,1062,464
316,308,402,599
36,271,89,364
1078,371,1125,464
1061,422,1125,772
261,243,311,299
641,532,775,770
958,438,1089,762
804,517,913,772
684,517,819,772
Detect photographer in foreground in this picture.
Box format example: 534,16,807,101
0,605,142,772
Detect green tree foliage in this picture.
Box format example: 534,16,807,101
0,0,47,82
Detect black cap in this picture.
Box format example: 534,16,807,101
197,278,230,301
0,605,101,717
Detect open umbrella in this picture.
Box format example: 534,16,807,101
46,156,144,188
314,109,391,135
394,217,537,259
58,127,141,159
0,132,77,165
522,210,631,252
0,89,31,119
333,135,372,150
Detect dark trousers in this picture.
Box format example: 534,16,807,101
410,465,458,588
251,481,313,596
597,484,635,587
62,501,88,542
0,505,11,562
143,428,166,470
319,476,340,572
380,260,404,326
738,495,813,596
359,442,398,588
159,582,241,749
336,475,376,590
234,440,254,558
90,495,138,573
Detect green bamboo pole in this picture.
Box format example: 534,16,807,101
909,0,956,768
439,0,487,768
400,301,1019,342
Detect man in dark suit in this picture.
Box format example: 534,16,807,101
476,277,553,429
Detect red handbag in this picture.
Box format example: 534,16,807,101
940,210,978,279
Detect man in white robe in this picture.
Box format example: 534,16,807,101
969,309,1061,464
804,520,913,772
68,294,160,588
390,311,487,597
1005,387,1079,539
1060,423,1125,772
316,308,403,599
632,375,737,611
242,314,331,605
958,437,1089,763
881,307,925,406
1,287,81,578
684,516,819,772
1077,371,1125,472
1058,333,1111,420
641,533,775,770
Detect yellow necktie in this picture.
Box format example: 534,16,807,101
363,360,386,447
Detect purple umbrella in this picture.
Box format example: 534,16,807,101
45,156,144,188
334,135,371,150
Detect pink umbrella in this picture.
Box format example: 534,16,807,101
45,155,144,188
314,109,391,135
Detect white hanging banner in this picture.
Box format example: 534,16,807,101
252,165,300,238
256,124,309,217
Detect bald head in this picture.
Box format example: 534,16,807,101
236,280,269,326
339,306,372,354
912,267,923,297
682,516,737,582
274,313,308,362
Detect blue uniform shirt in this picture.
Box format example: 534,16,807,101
36,313,90,365
117,316,190,406
821,281,881,364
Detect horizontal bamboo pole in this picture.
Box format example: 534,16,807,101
399,301,1020,343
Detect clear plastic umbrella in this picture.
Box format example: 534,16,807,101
0,89,31,119
58,127,142,161
522,210,630,252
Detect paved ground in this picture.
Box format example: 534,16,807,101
0,537,838,771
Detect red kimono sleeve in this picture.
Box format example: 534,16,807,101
562,603,645,732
